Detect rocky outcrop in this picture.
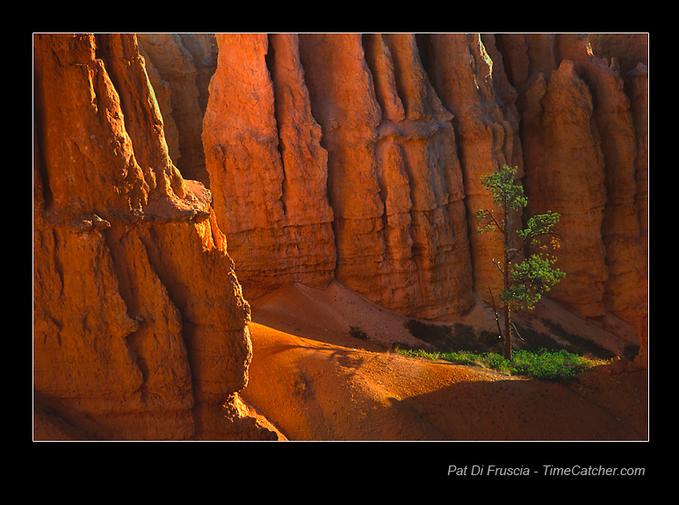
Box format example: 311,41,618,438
94,32,648,336
138,34,216,184
201,33,474,318
141,54,181,163
520,61,608,317
33,32,648,440
558,36,645,324
628,62,648,360
589,34,648,75
418,34,524,300
495,34,647,326
299,34,474,317
176,34,218,113
203,34,336,298
34,34,278,440
628,64,648,265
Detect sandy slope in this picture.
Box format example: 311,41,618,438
243,284,647,441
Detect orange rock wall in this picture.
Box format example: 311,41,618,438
419,34,524,300
199,33,476,317
34,34,277,440
202,34,336,298
497,34,647,325
34,33,649,438
138,34,216,184
298,34,474,317
96,33,648,327
177,33,644,325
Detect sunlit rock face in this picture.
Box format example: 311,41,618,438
202,34,337,300
33,32,648,440
201,33,475,318
49,32,647,347
195,33,647,328
137,34,217,185
496,34,647,329
297,34,474,318
418,34,524,302
33,33,279,440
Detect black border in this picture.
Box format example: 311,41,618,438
21,11,664,488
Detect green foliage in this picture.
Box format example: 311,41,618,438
474,209,499,233
518,211,561,242
475,164,565,315
481,165,528,211
508,349,590,380
396,348,598,380
503,254,566,310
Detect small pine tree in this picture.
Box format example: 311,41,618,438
475,165,566,359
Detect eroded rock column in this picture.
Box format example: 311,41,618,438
299,33,474,317
138,34,214,184
34,33,277,440
496,34,648,325
418,34,524,300
203,34,336,298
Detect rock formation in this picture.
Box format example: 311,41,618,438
36,34,649,432
558,35,645,324
627,63,648,262
33,34,278,440
298,33,474,317
138,34,216,184
202,34,336,298
520,60,608,317
589,34,648,75
496,34,647,328
153,32,645,329
417,34,524,300
201,33,475,318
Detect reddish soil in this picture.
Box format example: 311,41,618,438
243,285,647,441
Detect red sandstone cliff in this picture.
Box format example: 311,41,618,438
201,33,475,318
34,33,649,440
198,33,647,333
298,34,474,318
201,34,336,298
497,34,647,330
33,34,278,440
137,34,216,184
418,34,524,300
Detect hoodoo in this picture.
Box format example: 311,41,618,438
33,32,648,441
34,34,278,440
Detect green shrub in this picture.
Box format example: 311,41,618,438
396,348,602,381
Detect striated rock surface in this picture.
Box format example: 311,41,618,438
33,32,649,441
34,33,279,440
203,34,336,298
298,33,474,317
419,34,524,300
138,34,215,184
49,31,647,348
628,62,648,358
177,34,218,113
141,53,182,163
557,36,645,324
520,61,608,317
201,33,474,317
196,32,645,327
495,34,647,326
589,34,648,75
628,63,648,272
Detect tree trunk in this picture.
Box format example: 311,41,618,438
504,260,513,360
503,198,513,360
